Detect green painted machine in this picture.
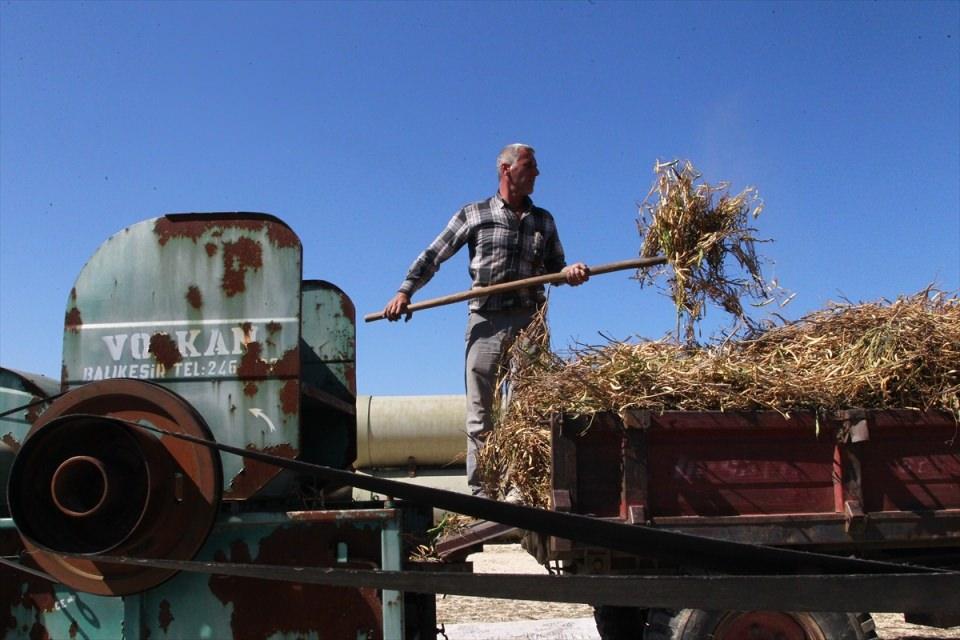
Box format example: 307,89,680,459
1,213,434,639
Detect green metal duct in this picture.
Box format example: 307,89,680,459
1,368,60,515
355,395,466,469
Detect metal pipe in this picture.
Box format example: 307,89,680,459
355,395,466,468
50,455,110,517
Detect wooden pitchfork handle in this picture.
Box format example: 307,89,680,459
364,256,667,323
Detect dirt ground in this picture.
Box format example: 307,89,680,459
435,544,960,639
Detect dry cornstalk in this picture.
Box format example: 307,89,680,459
637,159,785,342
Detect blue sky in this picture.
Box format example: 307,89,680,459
1,1,958,396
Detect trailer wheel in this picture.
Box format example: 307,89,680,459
643,609,878,640
594,606,649,639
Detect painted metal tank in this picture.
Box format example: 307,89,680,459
355,394,466,468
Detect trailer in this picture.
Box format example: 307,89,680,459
536,408,960,638
1,212,958,640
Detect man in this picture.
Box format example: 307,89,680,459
383,143,588,498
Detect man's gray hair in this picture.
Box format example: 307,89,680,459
497,143,535,173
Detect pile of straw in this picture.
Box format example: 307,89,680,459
636,160,785,342
477,289,960,506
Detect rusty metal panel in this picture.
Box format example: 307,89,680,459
0,368,59,514
1,510,409,639
301,280,357,393
300,280,357,469
133,512,388,640
60,213,302,500
0,520,125,639
0,368,59,448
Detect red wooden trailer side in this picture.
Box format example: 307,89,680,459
547,408,960,639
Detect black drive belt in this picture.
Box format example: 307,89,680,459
43,556,960,615
1,553,957,614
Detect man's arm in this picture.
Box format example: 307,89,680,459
382,209,471,322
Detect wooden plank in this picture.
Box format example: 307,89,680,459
364,256,667,322
550,414,577,553
621,427,649,524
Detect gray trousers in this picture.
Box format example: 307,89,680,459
464,307,536,493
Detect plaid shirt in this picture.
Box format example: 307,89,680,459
399,194,567,311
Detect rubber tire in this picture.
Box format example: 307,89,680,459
594,606,649,640
643,609,878,640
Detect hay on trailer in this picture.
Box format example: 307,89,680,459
637,159,784,342
477,289,960,506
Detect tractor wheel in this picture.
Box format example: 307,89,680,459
594,606,649,639
643,609,878,640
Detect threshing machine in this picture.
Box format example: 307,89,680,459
1,213,435,639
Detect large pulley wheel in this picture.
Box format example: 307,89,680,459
644,609,878,640
7,379,222,595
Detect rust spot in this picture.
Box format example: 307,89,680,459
262,323,276,347
25,396,43,425
266,223,299,249
237,344,299,382
154,217,206,245
158,600,174,632
280,379,299,415
29,622,50,640
153,217,265,246
186,285,203,309
0,531,61,639
148,333,182,369
237,344,299,380
28,591,55,613
243,382,258,397
60,365,69,392
344,362,357,395
241,321,253,335
68,621,78,638
205,242,217,257
221,237,263,297
237,342,271,379
207,524,381,640
338,293,357,324
224,444,298,499
65,308,82,333
2,433,21,454
70,288,77,301
272,347,299,378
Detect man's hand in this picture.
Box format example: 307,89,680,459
383,292,412,322
562,262,590,286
